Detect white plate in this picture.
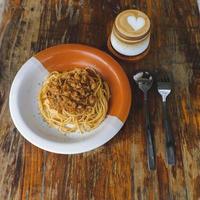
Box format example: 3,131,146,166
9,45,131,154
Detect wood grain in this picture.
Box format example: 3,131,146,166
0,0,200,199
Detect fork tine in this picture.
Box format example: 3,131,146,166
163,76,168,82
165,75,170,82
157,71,171,83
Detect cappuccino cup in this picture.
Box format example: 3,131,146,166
110,9,151,56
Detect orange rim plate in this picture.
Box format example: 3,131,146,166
9,44,131,154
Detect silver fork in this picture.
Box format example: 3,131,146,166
157,74,175,165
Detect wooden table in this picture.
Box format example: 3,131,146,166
0,0,200,199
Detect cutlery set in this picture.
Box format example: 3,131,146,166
134,71,175,170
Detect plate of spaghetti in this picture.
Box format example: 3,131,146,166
9,44,131,154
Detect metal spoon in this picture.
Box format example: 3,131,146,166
133,72,156,170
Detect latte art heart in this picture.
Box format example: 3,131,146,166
127,16,145,31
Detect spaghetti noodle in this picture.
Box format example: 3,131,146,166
38,68,110,133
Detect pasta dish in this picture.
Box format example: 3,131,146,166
38,68,110,133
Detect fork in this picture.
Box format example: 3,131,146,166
157,74,175,165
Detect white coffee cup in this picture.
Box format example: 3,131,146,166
110,9,151,56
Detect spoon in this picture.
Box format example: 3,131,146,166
133,72,156,170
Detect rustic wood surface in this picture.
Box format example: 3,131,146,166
0,0,200,199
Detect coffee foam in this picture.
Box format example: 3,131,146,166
114,9,150,40
127,16,145,31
